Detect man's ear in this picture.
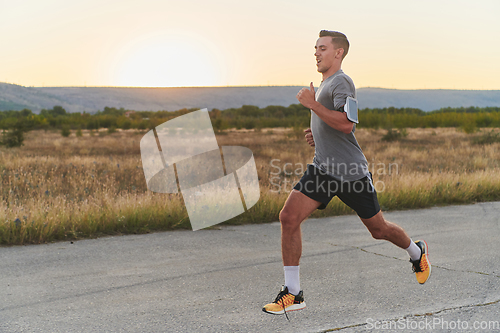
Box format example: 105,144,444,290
336,48,344,59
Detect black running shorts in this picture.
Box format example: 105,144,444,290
293,164,381,219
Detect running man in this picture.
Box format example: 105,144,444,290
262,30,431,316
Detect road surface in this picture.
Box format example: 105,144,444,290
1,202,499,332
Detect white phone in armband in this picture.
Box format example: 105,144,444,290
344,96,359,124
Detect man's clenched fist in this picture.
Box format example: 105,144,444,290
296,82,317,109
304,128,315,147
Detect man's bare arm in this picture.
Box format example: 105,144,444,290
296,82,354,134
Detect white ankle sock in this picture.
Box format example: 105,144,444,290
406,240,422,261
284,266,300,295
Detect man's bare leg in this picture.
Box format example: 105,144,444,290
279,190,322,266
360,210,431,284
360,210,412,248
262,190,320,314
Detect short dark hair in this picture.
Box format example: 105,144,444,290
319,30,349,59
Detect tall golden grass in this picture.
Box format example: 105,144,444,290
1,127,500,245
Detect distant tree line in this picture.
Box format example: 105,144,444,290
2,104,500,146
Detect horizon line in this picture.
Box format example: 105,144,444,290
1,82,499,91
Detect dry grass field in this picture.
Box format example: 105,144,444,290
2,127,500,245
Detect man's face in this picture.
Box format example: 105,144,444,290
314,37,339,73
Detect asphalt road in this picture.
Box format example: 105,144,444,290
1,202,500,333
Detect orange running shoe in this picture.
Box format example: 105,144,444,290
410,240,431,284
262,286,306,316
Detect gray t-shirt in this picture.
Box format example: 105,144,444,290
311,69,369,181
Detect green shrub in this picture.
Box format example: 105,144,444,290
1,128,25,147
472,130,500,145
460,121,478,134
0,118,31,147
381,128,408,142
61,126,71,137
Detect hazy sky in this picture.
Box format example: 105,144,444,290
1,0,499,89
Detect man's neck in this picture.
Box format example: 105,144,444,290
321,64,342,82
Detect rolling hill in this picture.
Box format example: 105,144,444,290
1,82,499,113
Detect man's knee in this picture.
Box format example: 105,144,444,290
362,212,391,240
365,218,390,240
279,208,301,230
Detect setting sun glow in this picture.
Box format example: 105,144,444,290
111,32,225,87
1,0,499,89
